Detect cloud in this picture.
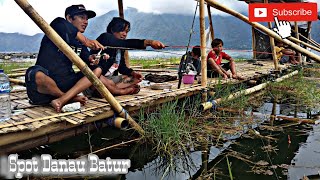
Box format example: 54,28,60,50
1,0,317,35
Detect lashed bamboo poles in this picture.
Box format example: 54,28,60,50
15,0,144,135
288,36,320,52
299,33,320,49
204,0,320,63
264,0,279,70
200,0,208,101
201,70,299,111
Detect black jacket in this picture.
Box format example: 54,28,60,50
91,33,145,76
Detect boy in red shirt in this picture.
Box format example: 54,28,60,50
207,38,244,80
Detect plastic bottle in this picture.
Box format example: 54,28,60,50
0,69,11,121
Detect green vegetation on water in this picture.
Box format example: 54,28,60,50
0,61,32,73
130,57,180,69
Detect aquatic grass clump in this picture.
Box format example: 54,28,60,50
140,100,196,157
210,80,251,110
267,71,320,108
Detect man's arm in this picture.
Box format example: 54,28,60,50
76,32,104,50
95,33,165,50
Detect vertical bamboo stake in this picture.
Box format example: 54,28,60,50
117,0,124,18
207,5,215,40
294,22,302,63
118,0,130,68
251,27,257,59
307,21,312,42
200,0,208,102
265,0,278,70
204,0,320,62
15,0,144,135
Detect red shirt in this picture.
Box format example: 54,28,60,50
207,50,231,65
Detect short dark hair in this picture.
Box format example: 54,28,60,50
106,17,131,33
192,45,201,57
211,38,223,48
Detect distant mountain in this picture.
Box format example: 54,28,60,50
0,8,319,53
0,33,42,52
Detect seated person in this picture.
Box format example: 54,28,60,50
91,17,165,96
275,41,299,65
25,4,106,113
179,45,201,76
207,38,244,80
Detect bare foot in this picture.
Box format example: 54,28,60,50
232,74,245,80
72,95,88,105
223,74,228,80
51,99,62,113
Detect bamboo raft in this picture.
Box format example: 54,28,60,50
0,61,291,153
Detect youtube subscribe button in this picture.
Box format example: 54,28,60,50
249,3,318,22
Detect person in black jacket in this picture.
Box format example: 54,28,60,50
25,5,160,112
91,17,165,95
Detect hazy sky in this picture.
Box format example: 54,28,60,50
0,0,318,35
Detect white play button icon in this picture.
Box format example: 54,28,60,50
254,8,267,17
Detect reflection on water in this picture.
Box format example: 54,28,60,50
115,50,252,59
10,99,320,179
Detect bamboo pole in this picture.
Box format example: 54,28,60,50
207,5,215,40
299,33,320,49
9,78,25,85
288,36,320,52
264,0,279,70
200,0,208,102
251,27,257,59
216,108,316,124
204,0,320,63
118,0,130,68
294,22,302,63
15,0,144,135
117,0,124,18
200,70,299,111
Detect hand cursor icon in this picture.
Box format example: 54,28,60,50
273,16,291,39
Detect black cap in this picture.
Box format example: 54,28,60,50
65,4,96,19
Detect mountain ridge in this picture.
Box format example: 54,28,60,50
1,8,319,53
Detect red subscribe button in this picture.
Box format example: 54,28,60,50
249,3,318,22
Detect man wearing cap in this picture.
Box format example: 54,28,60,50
25,4,165,112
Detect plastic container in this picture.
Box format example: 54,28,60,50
182,71,197,84
0,69,11,122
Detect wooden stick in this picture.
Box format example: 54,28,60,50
9,78,25,86
251,27,256,59
14,0,144,135
200,0,208,102
298,33,320,49
7,72,25,78
79,138,141,159
207,5,215,40
217,107,315,124
294,22,302,63
201,70,299,111
204,0,320,63
264,0,278,70
288,36,320,52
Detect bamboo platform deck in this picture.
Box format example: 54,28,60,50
0,60,290,153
